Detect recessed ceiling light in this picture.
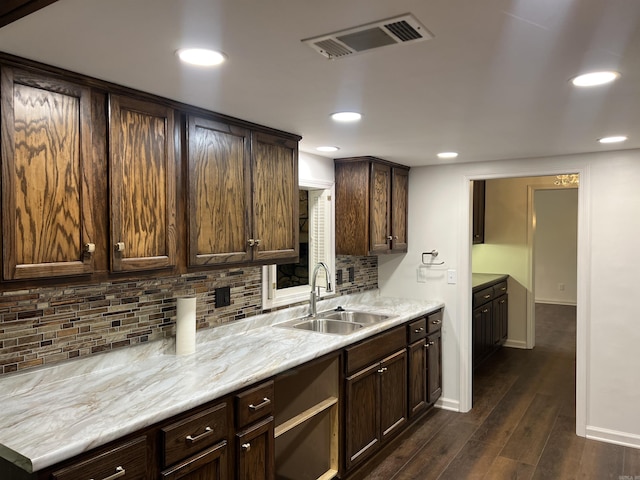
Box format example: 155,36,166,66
331,112,362,122
316,146,340,152
437,152,458,159
598,135,627,144
571,71,620,87
176,48,226,66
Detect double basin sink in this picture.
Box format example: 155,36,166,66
275,308,390,335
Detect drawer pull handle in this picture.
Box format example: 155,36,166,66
431,319,442,325
483,308,489,313
501,287,507,291
242,442,251,452
414,327,424,333
483,294,491,299
377,367,388,374
249,397,271,411
91,466,125,480
186,426,213,443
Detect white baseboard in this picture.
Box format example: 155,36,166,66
503,339,528,349
434,397,460,412
535,299,577,306
586,426,640,449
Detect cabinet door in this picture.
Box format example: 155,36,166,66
380,349,407,441
236,416,274,480
187,116,251,266
426,330,442,404
472,180,485,244
251,132,298,262
494,294,508,345
1,67,95,279
344,362,380,470
390,167,409,253
369,162,391,254
109,94,176,272
161,442,228,480
335,161,370,256
407,340,427,418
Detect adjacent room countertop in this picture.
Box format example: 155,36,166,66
472,273,509,290
0,290,444,474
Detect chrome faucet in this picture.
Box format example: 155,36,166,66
309,262,333,317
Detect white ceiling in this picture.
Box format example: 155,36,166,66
1,0,639,166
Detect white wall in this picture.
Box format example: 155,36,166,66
299,151,334,184
378,148,640,447
534,188,578,305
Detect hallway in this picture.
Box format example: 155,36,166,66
359,304,640,479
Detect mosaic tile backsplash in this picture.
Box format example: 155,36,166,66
0,255,377,375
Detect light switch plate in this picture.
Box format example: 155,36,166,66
447,269,457,284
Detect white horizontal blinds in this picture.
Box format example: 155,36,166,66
309,189,331,289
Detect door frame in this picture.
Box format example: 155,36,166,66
461,167,589,437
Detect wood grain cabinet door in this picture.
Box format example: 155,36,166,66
408,339,428,418
369,162,391,254
344,362,380,470
426,330,442,404
187,116,251,266
379,349,407,441
108,94,176,272
250,132,298,263
160,442,228,480
236,416,275,480
1,67,95,279
390,167,409,253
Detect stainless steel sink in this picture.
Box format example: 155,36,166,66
288,318,363,335
318,309,389,325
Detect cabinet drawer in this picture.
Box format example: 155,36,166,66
162,402,228,468
426,309,443,334
473,287,494,307
235,380,274,429
51,436,147,480
407,317,427,343
345,326,406,375
493,281,508,296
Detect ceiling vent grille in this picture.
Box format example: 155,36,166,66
302,13,433,59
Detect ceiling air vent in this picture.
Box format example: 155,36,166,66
302,13,433,59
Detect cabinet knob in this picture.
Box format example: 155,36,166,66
241,442,251,452
248,239,255,247
394,235,398,240
254,239,261,246
84,243,96,254
387,236,393,241
114,242,125,252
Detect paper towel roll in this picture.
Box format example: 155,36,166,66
176,297,197,355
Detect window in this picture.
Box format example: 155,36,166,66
262,179,335,309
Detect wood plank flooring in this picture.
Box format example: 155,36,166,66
361,303,640,479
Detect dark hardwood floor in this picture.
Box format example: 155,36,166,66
361,303,640,479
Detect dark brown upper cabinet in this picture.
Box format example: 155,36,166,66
187,115,252,266
1,67,96,280
108,94,177,272
187,116,298,266
0,0,59,28
335,157,409,256
472,179,485,244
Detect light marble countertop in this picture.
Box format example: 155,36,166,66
0,290,443,474
472,273,509,290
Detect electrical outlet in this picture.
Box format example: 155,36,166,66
336,269,343,285
447,269,457,285
215,286,231,308
558,283,565,291
348,267,355,283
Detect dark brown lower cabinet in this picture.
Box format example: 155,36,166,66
236,416,275,480
426,330,442,404
344,348,407,470
160,442,227,480
408,338,428,418
50,436,148,480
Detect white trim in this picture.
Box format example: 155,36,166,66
535,299,577,306
434,397,460,412
586,426,640,449
503,339,527,349
463,165,589,439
